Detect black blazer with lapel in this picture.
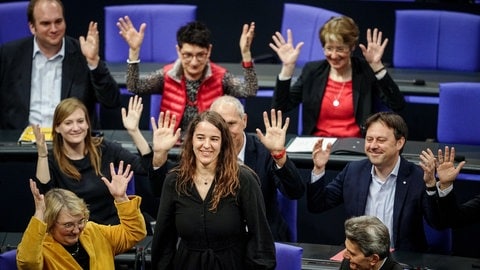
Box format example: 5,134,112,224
272,57,405,135
243,133,305,241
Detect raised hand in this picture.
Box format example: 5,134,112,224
29,179,46,221
269,29,304,66
32,124,48,157
312,139,333,175
121,95,143,132
256,109,289,152
116,16,146,51
79,21,100,67
436,146,466,190
239,22,255,61
151,111,181,154
419,148,437,187
101,161,133,203
359,28,387,70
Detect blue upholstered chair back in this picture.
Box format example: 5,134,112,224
277,190,298,242
104,4,197,63
437,82,480,145
281,3,342,67
150,94,163,129
0,249,17,270
394,10,480,71
423,219,452,255
437,82,480,181
0,2,30,45
274,242,303,270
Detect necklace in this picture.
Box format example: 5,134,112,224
195,175,214,185
333,82,346,107
69,241,80,257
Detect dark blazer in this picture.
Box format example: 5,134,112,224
150,133,305,242
0,36,120,129
428,190,480,228
340,255,403,270
272,57,405,135
243,133,305,241
307,157,434,252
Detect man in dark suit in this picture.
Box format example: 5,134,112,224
0,0,120,130
150,95,305,242
307,111,436,252
340,215,403,270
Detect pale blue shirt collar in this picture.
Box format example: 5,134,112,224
32,36,65,59
367,156,401,247
237,132,247,163
370,156,401,179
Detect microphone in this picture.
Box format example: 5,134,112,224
395,79,426,86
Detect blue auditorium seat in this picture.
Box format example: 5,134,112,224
277,190,298,242
0,249,17,270
0,2,30,45
394,10,480,72
274,242,303,270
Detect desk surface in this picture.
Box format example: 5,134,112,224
2,130,480,173
107,62,480,96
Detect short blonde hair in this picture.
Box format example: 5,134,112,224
44,188,90,233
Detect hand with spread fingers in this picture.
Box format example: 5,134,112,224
269,29,304,68
116,16,146,52
151,111,181,167
436,146,466,190
101,161,133,203
312,139,333,175
80,21,101,68
256,109,289,167
359,28,387,71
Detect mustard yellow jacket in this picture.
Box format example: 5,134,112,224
17,196,147,269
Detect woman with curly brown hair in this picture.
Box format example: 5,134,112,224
150,110,276,270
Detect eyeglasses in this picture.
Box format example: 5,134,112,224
56,218,86,231
181,52,208,62
323,46,350,55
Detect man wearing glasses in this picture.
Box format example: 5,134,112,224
117,19,258,133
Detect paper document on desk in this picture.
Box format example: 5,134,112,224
18,126,53,144
286,137,337,152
